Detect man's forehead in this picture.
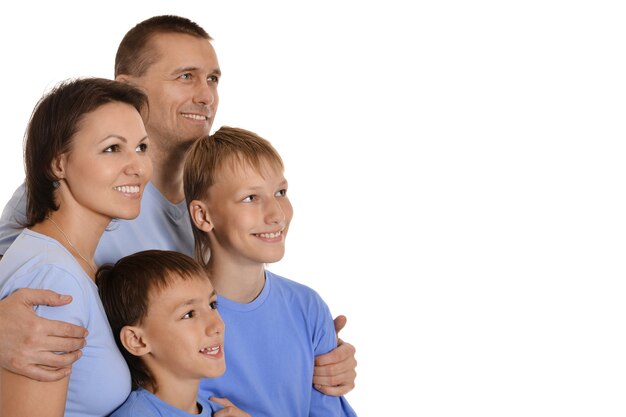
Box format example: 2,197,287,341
150,34,216,63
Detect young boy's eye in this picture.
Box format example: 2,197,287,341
209,301,218,310
182,310,195,319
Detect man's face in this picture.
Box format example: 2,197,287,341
125,32,221,152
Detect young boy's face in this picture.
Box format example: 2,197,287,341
205,159,293,265
140,274,225,382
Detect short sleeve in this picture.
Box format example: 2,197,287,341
0,182,28,256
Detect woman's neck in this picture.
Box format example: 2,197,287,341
32,206,109,279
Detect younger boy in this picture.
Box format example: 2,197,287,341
184,126,357,416
97,250,250,417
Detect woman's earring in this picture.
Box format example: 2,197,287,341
52,180,60,189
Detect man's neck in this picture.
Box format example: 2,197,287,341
148,141,189,204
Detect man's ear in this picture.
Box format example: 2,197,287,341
189,200,214,232
120,325,150,357
115,74,131,83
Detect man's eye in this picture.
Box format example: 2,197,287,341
208,75,219,83
179,73,192,80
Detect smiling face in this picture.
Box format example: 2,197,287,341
58,101,152,221
204,157,293,267
139,274,225,383
125,32,220,152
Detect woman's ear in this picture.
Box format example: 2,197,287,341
189,200,214,232
120,325,150,357
51,154,67,180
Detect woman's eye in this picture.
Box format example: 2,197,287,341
136,143,148,152
104,145,119,153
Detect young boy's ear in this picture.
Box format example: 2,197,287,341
189,200,214,232
120,325,150,357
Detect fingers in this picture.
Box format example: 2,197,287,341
15,288,73,308
210,397,251,417
314,340,356,367
313,342,358,396
210,397,233,407
12,364,72,383
31,350,83,370
314,374,356,396
333,314,347,335
43,319,89,339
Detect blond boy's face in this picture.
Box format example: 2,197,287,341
140,274,225,383
205,159,293,266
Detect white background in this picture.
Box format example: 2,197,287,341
1,1,625,415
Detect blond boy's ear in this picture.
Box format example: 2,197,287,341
189,200,214,233
120,325,150,357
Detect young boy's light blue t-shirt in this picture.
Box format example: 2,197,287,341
111,387,222,417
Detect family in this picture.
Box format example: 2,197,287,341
0,15,358,417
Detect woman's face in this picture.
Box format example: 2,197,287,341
58,101,152,221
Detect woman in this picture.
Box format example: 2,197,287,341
0,77,152,417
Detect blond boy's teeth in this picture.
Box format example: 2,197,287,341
200,346,220,355
181,113,208,121
114,185,140,193
257,231,281,239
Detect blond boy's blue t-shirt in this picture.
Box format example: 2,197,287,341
198,270,357,417
0,229,131,417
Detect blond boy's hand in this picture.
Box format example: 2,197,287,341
210,397,251,416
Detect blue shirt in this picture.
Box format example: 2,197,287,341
0,229,131,417
111,388,222,417
198,270,357,417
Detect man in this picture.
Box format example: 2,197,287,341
0,15,356,396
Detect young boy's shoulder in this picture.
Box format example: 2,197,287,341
111,388,221,416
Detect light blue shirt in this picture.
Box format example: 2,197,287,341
111,388,222,417
0,229,131,417
198,270,357,417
